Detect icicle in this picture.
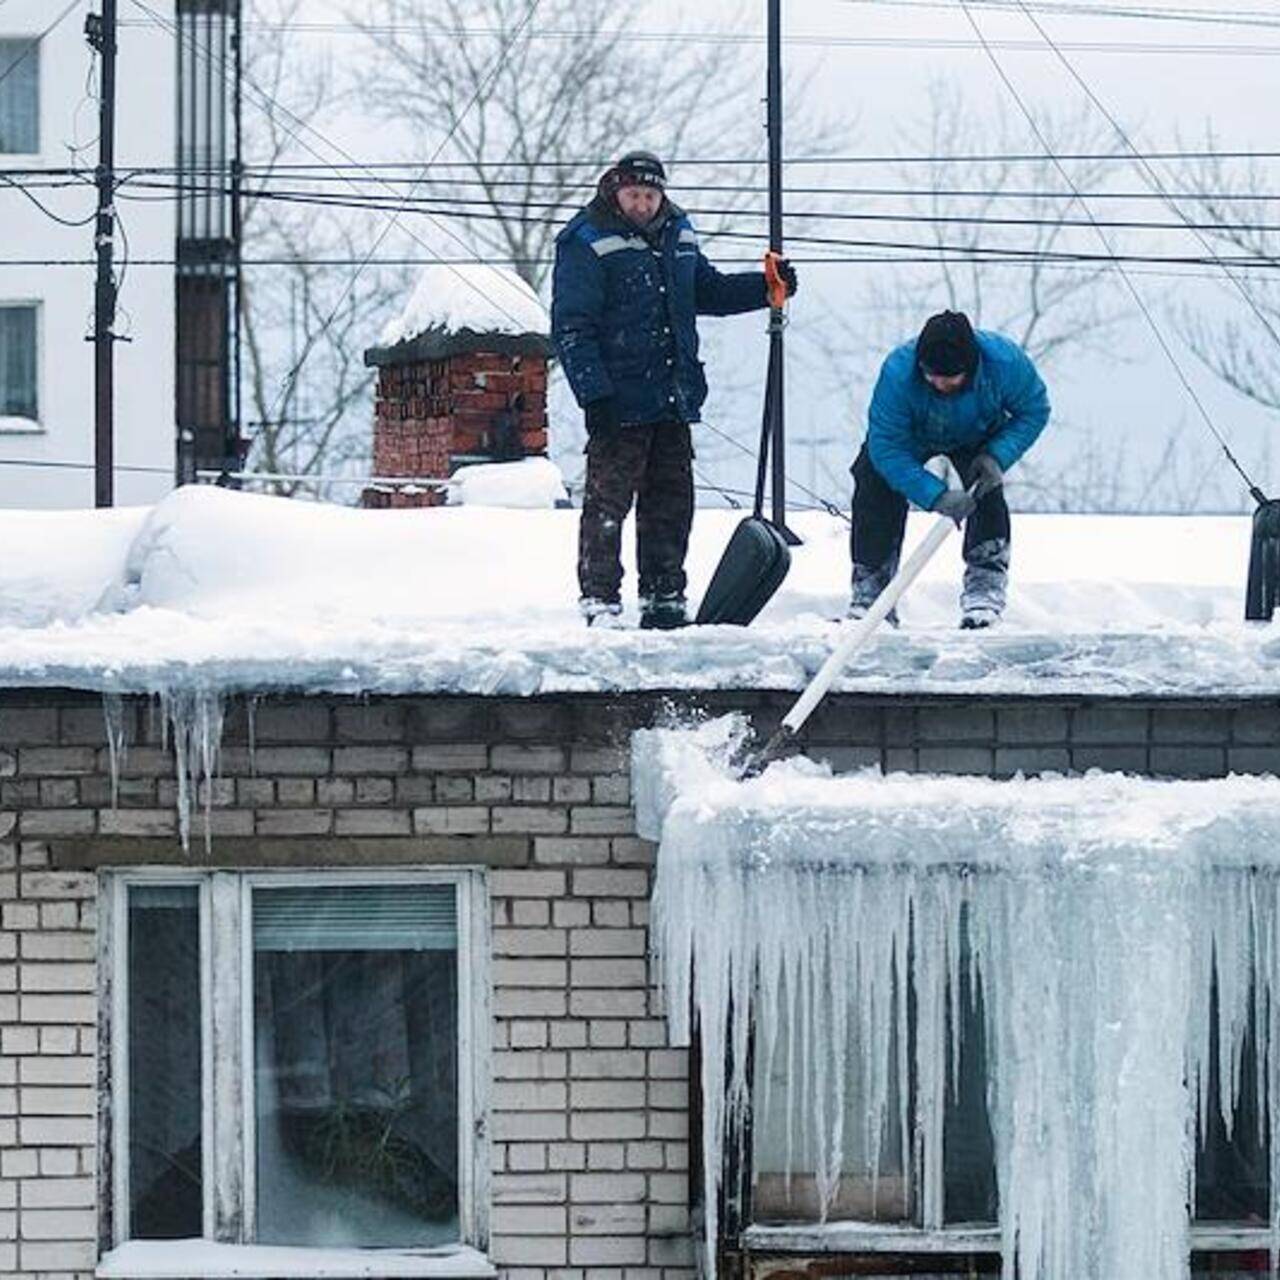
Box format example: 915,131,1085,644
246,694,259,777
101,692,126,807
158,686,228,854
644,735,1280,1280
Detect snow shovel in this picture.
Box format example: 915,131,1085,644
696,262,793,627
750,497,970,770
1245,486,1280,622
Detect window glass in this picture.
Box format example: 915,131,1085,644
751,956,1266,1234
0,306,37,420
1195,980,1269,1225
127,884,203,1239
0,40,38,153
251,884,460,1247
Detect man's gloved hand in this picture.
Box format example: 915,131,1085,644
933,489,978,524
967,452,1004,498
775,257,798,297
585,398,620,438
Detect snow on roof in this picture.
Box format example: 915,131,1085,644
1,484,1279,698
379,264,549,347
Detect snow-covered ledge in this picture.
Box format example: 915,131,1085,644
96,1241,497,1279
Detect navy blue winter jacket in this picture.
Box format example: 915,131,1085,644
551,197,767,426
866,331,1051,510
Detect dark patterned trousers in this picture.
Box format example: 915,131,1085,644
578,422,694,603
850,443,1012,613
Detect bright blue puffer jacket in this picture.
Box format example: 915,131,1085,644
866,331,1051,510
552,197,766,425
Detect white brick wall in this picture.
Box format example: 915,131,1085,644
0,839,97,1280
2,694,700,1279
490,866,693,1276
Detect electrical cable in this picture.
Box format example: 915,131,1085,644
254,0,547,418
1008,0,1280,357
127,0,546,429
0,171,97,226
110,176,1280,234
954,0,1265,497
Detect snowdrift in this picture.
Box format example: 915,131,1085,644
0,484,1278,696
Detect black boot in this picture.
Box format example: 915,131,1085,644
639,592,689,630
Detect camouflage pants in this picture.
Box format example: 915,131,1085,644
850,443,1012,614
578,422,694,603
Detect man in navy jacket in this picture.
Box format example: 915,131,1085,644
552,150,796,629
852,311,1050,629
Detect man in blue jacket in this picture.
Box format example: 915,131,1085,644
852,311,1050,629
552,150,796,629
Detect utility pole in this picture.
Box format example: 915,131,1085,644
87,0,118,508
764,0,800,544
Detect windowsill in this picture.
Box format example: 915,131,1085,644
0,417,42,434
741,1221,1274,1254
742,1222,1000,1253
96,1241,498,1279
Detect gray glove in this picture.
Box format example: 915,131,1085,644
967,452,1004,498
933,489,977,524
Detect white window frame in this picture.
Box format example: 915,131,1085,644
0,36,40,160
742,1011,1274,1263
104,868,491,1258
0,299,42,431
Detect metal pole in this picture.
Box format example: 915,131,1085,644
231,0,243,473
765,0,799,544
91,0,118,508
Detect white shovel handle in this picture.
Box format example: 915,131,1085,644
780,510,960,736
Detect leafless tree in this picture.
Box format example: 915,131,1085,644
348,0,799,293
796,83,1155,513
239,0,410,498
1172,141,1280,443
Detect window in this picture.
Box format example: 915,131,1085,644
0,304,37,424
0,40,38,154
106,871,489,1257
745,947,1271,1272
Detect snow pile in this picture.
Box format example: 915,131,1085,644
0,504,146,627
447,457,568,508
1,484,1279,697
638,719,1280,1280
379,264,549,346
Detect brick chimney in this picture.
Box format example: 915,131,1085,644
362,277,555,509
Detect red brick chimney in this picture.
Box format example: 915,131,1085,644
363,277,554,509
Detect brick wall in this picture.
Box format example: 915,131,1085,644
1,689,1278,1279
365,351,550,510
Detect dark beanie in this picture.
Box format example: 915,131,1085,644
917,310,979,378
615,150,666,190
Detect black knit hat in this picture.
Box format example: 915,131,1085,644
615,150,666,190
917,310,979,378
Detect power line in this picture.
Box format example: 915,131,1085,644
842,0,1280,30
856,0,1280,27
64,147,1280,171
1007,0,1280,355
260,0,547,415
116,176,1280,235
126,0,542,392
117,13,1280,45
955,0,1264,498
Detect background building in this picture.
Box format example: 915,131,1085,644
0,0,240,510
